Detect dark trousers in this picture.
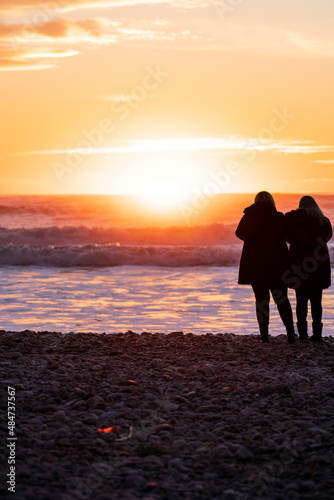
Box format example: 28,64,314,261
252,283,294,333
296,289,323,324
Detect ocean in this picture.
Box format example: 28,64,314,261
1,194,333,336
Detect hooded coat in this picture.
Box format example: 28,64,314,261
235,202,290,285
285,209,332,290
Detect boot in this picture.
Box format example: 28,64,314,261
310,322,323,342
259,324,269,343
286,323,297,344
297,321,308,341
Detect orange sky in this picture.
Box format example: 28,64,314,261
1,0,334,196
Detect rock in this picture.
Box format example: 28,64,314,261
288,372,311,385
142,455,164,470
211,445,233,458
3,351,22,359
34,404,56,414
233,445,254,460
51,410,66,422
30,416,44,425
194,446,209,454
149,359,163,369
200,365,216,376
47,360,59,370
224,489,240,500
168,331,184,338
164,403,179,411
124,473,147,489
181,411,197,420
196,405,221,413
309,426,330,435
239,407,253,418
83,415,98,424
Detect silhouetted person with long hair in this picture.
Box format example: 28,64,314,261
236,191,296,343
285,196,332,342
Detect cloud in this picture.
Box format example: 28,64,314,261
0,1,208,13
12,137,334,156
20,48,79,58
0,9,205,70
302,178,334,183
0,17,106,69
34,17,103,37
0,17,104,41
272,143,334,155
0,49,76,70
94,94,155,101
200,21,334,58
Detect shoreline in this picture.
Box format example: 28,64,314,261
1,331,334,499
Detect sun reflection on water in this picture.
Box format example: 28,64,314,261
0,267,333,337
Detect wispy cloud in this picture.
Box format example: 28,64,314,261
0,1,209,13
302,178,334,183
202,23,334,58
93,94,155,102
11,137,334,156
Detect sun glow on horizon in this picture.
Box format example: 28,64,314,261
97,152,200,210
144,178,190,210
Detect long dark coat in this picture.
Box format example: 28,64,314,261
235,202,290,285
285,209,332,290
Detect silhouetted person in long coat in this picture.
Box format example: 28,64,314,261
236,191,295,343
285,196,332,342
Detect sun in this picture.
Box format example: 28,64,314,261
148,178,188,209
85,145,204,206
122,153,196,210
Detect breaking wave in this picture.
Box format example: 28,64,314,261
0,223,236,247
0,243,241,268
0,223,241,267
0,224,333,268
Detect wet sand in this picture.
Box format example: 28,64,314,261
1,330,334,500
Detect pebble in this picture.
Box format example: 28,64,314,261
50,410,66,422
3,351,22,358
164,403,179,411
1,330,334,500
224,489,240,500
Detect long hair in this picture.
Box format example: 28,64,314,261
254,191,276,207
298,195,327,225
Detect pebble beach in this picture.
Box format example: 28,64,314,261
1,330,334,500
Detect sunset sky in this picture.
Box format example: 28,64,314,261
1,0,334,197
